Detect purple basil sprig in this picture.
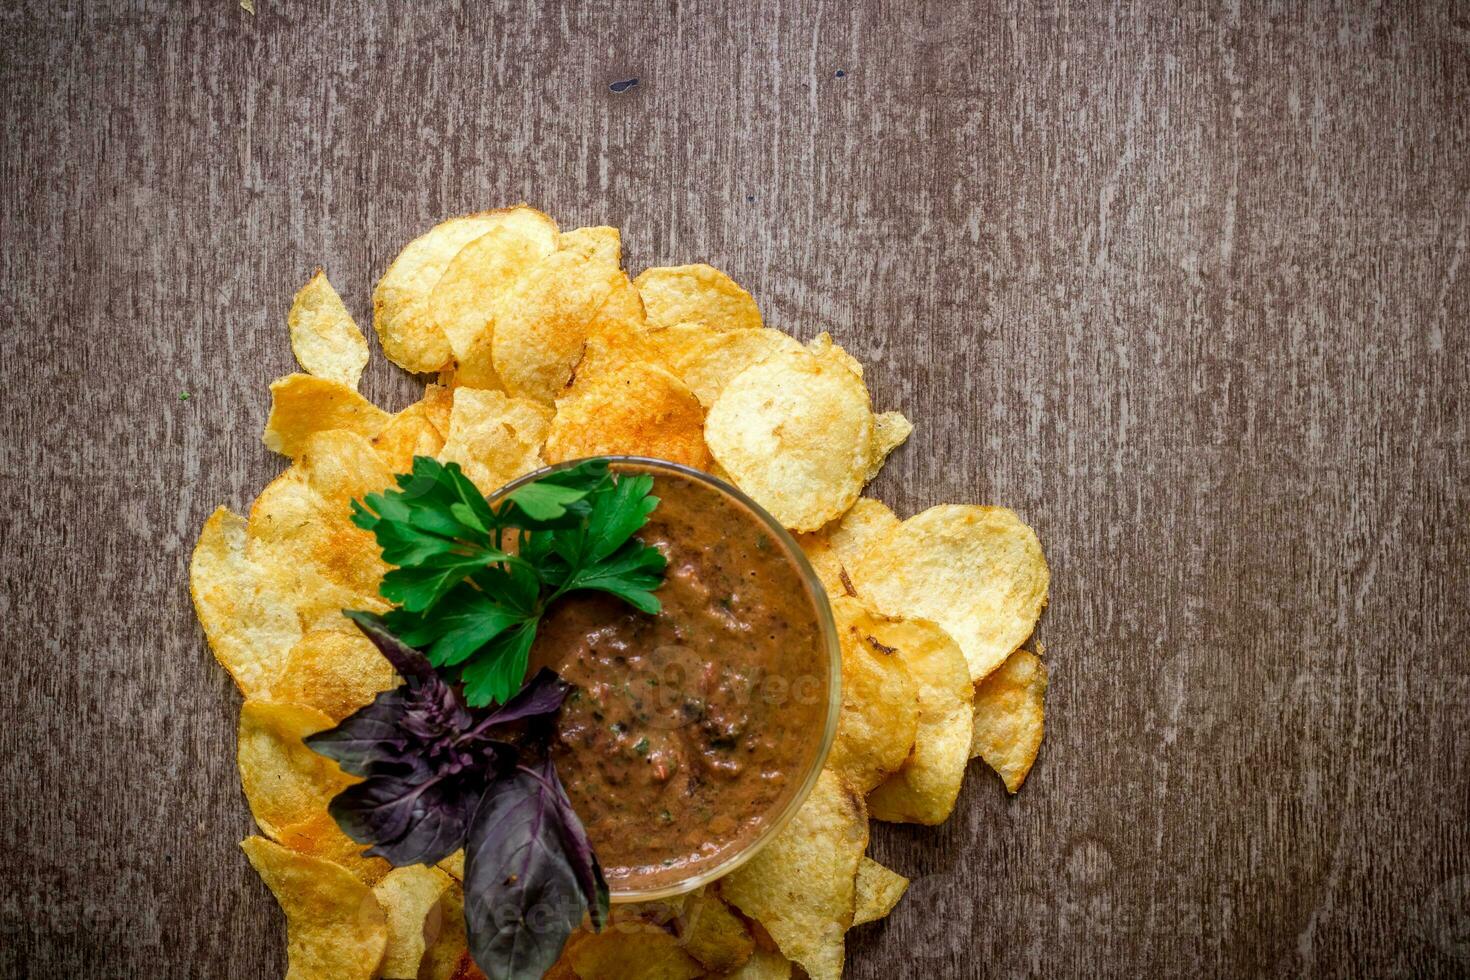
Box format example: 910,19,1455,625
305,613,608,978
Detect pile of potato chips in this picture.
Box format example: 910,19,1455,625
191,206,1051,980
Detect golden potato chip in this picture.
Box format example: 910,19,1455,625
544,360,711,469
805,332,864,378
437,850,465,881
865,616,974,825
287,270,370,388
655,325,805,408
428,211,560,371
970,648,1048,792
867,410,913,479
486,235,643,403
437,387,554,495
373,865,454,979
375,209,554,373
567,923,703,980
262,374,391,458
371,393,449,472
678,890,754,973
270,629,397,722
238,699,354,838
851,857,908,926
717,948,793,979
634,264,762,331
851,505,1049,682
191,507,302,698
240,835,387,980
705,346,875,531
560,225,623,269
826,596,919,794
274,809,390,885
796,498,901,596
416,881,469,980
722,768,868,980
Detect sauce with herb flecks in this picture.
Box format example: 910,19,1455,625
527,463,830,890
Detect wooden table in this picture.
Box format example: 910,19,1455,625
3,1,1466,976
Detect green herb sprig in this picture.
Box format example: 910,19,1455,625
350,456,666,706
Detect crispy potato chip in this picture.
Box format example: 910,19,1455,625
437,850,465,881
654,325,805,408
544,360,711,469
191,507,302,698
970,648,1048,792
373,865,454,979
867,410,913,479
262,374,391,458
796,498,901,596
851,857,908,926
487,238,642,403
375,209,555,373
865,616,974,825
287,271,370,388
705,346,875,532
417,881,469,980
238,699,354,838
270,629,397,722
851,505,1049,682
371,393,448,472
274,809,390,885
567,923,703,980
825,597,920,793
428,212,560,372
560,225,623,269
805,332,864,378
678,890,754,973
437,387,554,495
240,836,387,980
716,948,793,979
722,768,868,980
634,264,762,331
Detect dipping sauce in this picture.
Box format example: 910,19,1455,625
528,463,831,890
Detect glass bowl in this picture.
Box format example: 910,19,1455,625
490,456,842,902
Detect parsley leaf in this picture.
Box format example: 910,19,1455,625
352,457,666,706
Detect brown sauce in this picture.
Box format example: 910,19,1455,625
528,464,830,889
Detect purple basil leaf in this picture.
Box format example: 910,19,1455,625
462,766,591,980
470,668,570,736
344,609,436,683
328,766,494,867
538,756,610,930
304,687,422,779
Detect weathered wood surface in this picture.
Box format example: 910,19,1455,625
2,1,1467,976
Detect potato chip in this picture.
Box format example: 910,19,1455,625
373,864,454,979
417,881,469,980
240,836,387,980
796,498,901,597
437,387,554,495
191,507,302,698
487,237,642,404
287,271,370,388
722,768,868,980
867,410,913,479
371,394,449,472
437,850,465,881
851,857,908,926
850,505,1049,682
865,616,974,825
566,923,703,980
273,809,390,885
655,325,805,408
678,890,754,973
634,264,762,331
826,596,919,794
375,209,554,373
270,629,397,722
428,211,560,371
805,332,864,378
705,346,875,531
717,948,793,979
238,699,354,838
544,360,711,469
970,648,1048,792
262,374,391,458
560,225,623,269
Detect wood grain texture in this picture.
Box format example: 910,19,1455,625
2,0,1467,976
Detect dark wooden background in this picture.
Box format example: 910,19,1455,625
3,1,1467,977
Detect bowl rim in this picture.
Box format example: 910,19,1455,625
490,455,842,902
